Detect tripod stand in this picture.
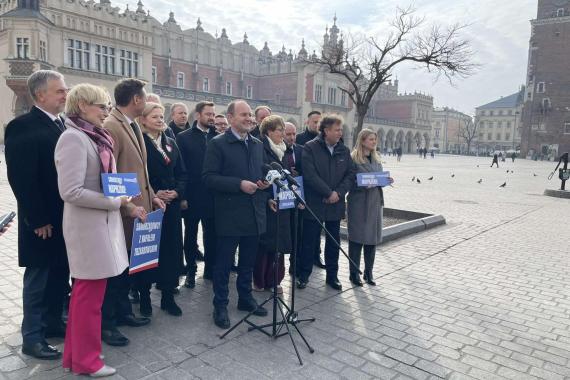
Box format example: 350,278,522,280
220,183,314,365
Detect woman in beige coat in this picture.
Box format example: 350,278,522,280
55,84,135,377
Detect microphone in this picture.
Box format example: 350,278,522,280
262,164,286,188
269,162,300,188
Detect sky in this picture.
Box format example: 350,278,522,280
116,0,537,115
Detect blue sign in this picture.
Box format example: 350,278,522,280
129,209,164,274
272,176,305,210
101,173,141,197
357,171,391,187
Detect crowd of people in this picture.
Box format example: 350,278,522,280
4,70,391,377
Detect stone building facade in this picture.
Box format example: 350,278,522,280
431,107,472,154
520,0,570,159
475,89,524,154
0,0,431,147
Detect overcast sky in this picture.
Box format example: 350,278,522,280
116,0,536,115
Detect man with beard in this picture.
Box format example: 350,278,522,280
176,101,218,288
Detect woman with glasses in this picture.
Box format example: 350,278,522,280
55,84,132,377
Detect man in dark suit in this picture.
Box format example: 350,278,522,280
168,103,191,137
250,105,271,138
297,115,354,291
203,100,270,329
177,101,217,288
5,70,70,360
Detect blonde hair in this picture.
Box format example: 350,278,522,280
260,114,285,136
138,102,166,133
65,83,110,116
351,129,381,164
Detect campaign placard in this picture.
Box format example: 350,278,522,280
272,176,305,210
357,171,391,187
101,173,141,197
129,209,164,274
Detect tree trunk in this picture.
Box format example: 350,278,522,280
352,110,366,147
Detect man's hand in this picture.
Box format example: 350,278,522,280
153,196,166,210
325,191,340,204
240,180,258,195
256,180,271,190
130,206,147,222
268,199,278,212
34,224,53,240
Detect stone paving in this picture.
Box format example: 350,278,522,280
0,152,569,380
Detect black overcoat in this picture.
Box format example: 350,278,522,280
142,133,186,284
4,106,68,268
259,137,292,254
301,134,355,221
176,121,216,219
295,128,318,146
202,130,268,237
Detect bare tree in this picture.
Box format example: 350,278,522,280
459,117,478,155
306,6,477,139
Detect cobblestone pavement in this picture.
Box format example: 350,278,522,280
1,152,569,380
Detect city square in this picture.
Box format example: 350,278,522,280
1,153,569,379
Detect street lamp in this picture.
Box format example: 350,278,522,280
512,110,520,150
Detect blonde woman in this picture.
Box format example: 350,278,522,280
346,129,393,286
136,102,186,316
55,84,131,377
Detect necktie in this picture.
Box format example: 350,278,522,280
130,121,141,136
54,118,65,132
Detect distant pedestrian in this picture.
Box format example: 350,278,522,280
491,153,499,168
423,148,427,159
511,152,516,163
431,150,435,158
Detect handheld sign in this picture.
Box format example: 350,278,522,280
129,209,164,274
272,176,305,210
101,173,141,197
357,171,391,187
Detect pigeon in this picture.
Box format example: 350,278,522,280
506,170,510,173
499,182,506,188
451,174,455,178
477,179,483,184
477,165,480,168
412,176,415,182
533,173,538,177
428,176,434,180
416,178,421,184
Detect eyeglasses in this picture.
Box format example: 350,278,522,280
92,103,112,112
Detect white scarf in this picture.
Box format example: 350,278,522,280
268,137,287,161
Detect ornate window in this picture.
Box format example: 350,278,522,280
16,37,29,59
95,45,115,75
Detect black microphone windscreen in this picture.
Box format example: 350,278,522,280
262,163,272,175
270,162,283,170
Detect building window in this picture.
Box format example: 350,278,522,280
507,121,512,128
39,40,47,61
340,91,347,107
225,81,232,95
565,122,570,134
487,133,492,140
67,39,90,70
16,37,30,59
480,110,485,116
120,49,138,77
435,129,440,138
498,121,503,128
488,122,494,128
505,133,511,141
95,45,115,75
151,66,157,84
496,133,502,140
314,84,322,103
327,86,337,105
537,82,545,93
489,110,494,116
176,72,185,88
508,110,513,116
479,133,483,139
542,98,551,111
202,78,209,92
499,110,503,116
557,8,565,17
246,85,253,99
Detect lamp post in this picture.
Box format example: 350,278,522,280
512,110,519,150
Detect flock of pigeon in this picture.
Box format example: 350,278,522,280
410,166,541,188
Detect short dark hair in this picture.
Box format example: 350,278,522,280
195,101,214,114
114,78,147,107
254,105,271,117
226,99,247,116
307,110,321,118
319,114,344,134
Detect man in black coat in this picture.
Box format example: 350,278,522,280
250,105,271,138
176,101,217,288
168,102,191,137
4,70,70,360
203,99,270,329
297,115,354,291
294,111,327,269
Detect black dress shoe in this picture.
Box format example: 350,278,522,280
326,277,343,291
314,257,326,269
45,323,66,338
237,299,268,316
195,249,205,262
161,293,182,316
101,329,129,347
296,279,308,289
349,274,364,287
363,271,376,286
213,307,230,329
22,342,62,360
117,314,150,327
184,274,195,289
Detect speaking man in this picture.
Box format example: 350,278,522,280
203,99,270,329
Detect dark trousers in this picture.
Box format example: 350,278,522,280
348,241,376,276
22,265,69,345
491,159,499,168
213,235,259,308
298,218,341,281
101,268,133,331
184,216,216,277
